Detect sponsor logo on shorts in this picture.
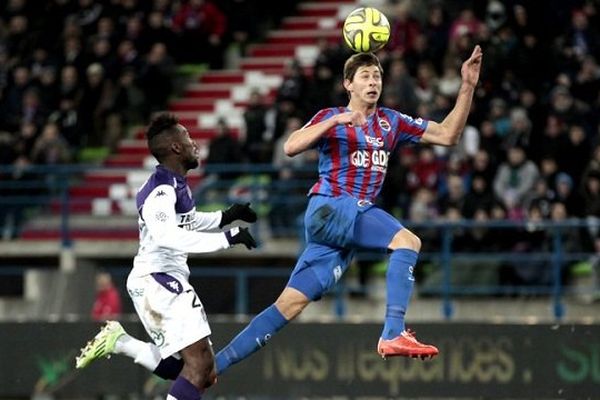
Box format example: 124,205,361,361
150,329,165,347
128,288,144,297
167,280,180,292
151,272,184,294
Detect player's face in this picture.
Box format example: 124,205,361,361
177,124,200,170
346,65,382,105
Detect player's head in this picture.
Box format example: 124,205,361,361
146,113,199,170
343,52,383,105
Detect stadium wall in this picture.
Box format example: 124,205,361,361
2,322,598,399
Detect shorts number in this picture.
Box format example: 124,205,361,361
184,289,201,308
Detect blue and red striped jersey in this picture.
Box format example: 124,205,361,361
305,106,428,201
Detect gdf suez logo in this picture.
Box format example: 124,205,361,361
350,150,390,169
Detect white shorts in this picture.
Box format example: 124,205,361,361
127,272,211,358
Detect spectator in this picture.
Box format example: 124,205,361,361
77,63,112,147
58,65,82,102
523,179,555,219
270,116,315,237
423,4,449,73
554,172,584,217
105,67,145,150
493,146,540,217
387,3,421,57
276,58,307,106
582,170,600,218
382,58,418,115
91,271,122,321
48,97,80,151
141,11,176,54
462,173,495,218
30,122,71,165
438,173,466,215
407,147,442,193
138,42,174,118
171,0,227,68
206,117,243,180
0,65,31,131
0,155,37,240
242,89,268,163
558,124,591,186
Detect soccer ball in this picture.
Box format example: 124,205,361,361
342,7,391,53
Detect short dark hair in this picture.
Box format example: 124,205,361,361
343,52,383,81
146,113,179,162
147,113,178,141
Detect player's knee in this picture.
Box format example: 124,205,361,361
275,289,310,320
389,229,421,252
203,368,217,388
183,347,216,388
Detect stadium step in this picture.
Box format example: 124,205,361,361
281,16,342,30
247,44,298,58
133,127,240,141
199,70,245,84
21,229,139,240
297,1,353,17
184,85,232,99
104,154,148,168
265,29,341,45
239,56,291,71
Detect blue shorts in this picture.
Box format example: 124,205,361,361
287,194,405,300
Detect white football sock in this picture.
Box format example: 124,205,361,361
115,334,162,371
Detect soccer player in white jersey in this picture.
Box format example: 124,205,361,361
75,114,258,400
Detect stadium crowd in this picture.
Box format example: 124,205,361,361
0,0,291,238
1,0,599,286
244,0,600,288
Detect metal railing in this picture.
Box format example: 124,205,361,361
1,164,599,320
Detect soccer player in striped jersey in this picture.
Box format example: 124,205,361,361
215,45,483,372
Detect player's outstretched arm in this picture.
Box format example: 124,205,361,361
421,45,483,147
143,185,231,253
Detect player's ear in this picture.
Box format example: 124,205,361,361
343,79,352,92
170,142,182,154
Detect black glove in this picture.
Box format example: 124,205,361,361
219,202,258,228
225,227,257,250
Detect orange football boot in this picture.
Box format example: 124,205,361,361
377,329,439,360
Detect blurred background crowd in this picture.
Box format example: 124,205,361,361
0,0,599,289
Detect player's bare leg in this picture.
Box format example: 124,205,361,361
168,338,216,399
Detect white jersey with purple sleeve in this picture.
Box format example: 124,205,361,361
131,165,230,278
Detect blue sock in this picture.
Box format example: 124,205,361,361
215,304,287,375
168,376,201,400
381,249,419,340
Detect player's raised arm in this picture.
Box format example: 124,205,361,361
421,45,483,146
283,111,366,157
